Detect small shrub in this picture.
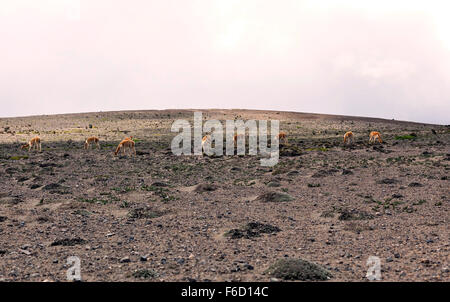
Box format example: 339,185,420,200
132,269,158,279
265,258,332,281
308,183,321,188
395,134,416,140
10,155,29,160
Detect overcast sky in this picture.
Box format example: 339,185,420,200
1,0,449,124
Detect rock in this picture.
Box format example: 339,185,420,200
50,238,86,247
267,181,281,187
421,259,432,267
338,209,374,221
42,183,71,194
39,163,59,168
287,170,300,176
19,249,31,255
136,150,150,156
225,222,281,239
132,269,158,279
119,257,131,263
378,178,398,185
256,192,294,203
128,207,166,219
194,184,218,193
312,169,337,178
342,169,353,175
372,145,385,152
21,244,32,250
17,176,29,182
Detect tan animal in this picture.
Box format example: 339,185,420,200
84,136,100,150
276,131,288,144
369,131,383,144
21,136,41,152
201,135,211,150
343,131,354,145
114,138,136,156
233,133,245,146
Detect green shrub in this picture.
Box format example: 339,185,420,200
10,155,29,160
395,134,417,140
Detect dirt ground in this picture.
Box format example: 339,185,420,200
0,109,448,282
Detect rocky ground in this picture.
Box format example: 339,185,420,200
0,109,448,282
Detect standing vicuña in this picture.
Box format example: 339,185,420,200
84,136,100,150
21,136,41,152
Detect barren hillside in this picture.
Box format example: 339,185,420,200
0,109,448,281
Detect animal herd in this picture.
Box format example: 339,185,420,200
19,130,383,155
344,131,383,145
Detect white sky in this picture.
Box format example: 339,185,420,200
1,0,449,124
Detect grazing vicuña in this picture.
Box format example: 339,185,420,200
369,131,383,144
114,138,136,156
21,136,41,152
343,131,354,145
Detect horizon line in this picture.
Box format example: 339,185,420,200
0,108,447,126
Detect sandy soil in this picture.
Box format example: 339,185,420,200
0,109,448,282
